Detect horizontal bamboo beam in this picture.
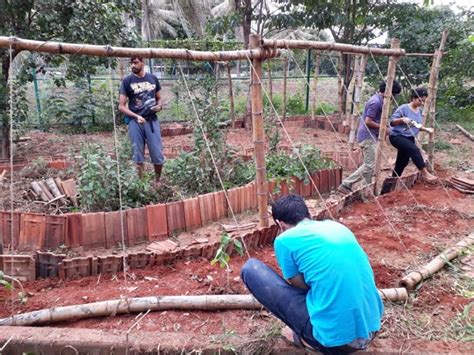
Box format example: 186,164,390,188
0,36,279,61
261,39,405,56
0,288,407,326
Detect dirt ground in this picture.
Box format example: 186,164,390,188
0,121,473,353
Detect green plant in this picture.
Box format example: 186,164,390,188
211,233,244,269
434,139,453,152
0,271,12,290
315,102,337,115
286,93,306,115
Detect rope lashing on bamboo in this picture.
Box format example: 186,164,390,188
0,36,280,61
399,233,474,290
0,289,408,326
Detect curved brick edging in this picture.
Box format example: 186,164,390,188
0,172,420,282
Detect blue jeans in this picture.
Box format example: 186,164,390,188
241,259,358,354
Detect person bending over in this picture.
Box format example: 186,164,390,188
388,87,437,182
241,194,383,354
118,56,164,185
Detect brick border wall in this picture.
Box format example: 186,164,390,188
0,172,420,281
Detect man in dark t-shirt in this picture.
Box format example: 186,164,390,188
119,57,164,184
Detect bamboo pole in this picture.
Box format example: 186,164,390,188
348,55,368,149
399,233,474,290
345,55,356,124
0,36,279,61
373,39,401,194
282,57,288,121
0,288,407,327
310,51,321,120
424,30,449,169
337,53,344,114
227,63,235,126
456,124,474,141
267,60,273,104
261,39,405,57
249,34,269,228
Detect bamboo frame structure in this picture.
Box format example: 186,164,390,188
373,39,401,193
399,233,474,290
337,53,344,114
348,55,368,149
0,36,278,61
249,34,269,227
267,60,273,103
0,288,408,327
310,51,321,120
344,55,356,124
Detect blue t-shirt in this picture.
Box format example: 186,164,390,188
274,219,383,347
389,104,422,138
120,72,161,124
356,93,383,143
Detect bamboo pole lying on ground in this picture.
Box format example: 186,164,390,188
0,288,407,326
456,124,474,141
399,232,474,290
0,36,279,61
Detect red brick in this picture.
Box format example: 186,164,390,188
146,204,168,241
213,191,227,220
19,213,46,250
0,211,20,250
183,197,202,231
0,254,36,281
44,215,67,250
81,212,106,249
104,211,128,248
198,193,216,225
319,169,330,193
127,207,148,245
64,212,82,247
166,201,185,234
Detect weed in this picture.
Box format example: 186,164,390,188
211,233,244,269
434,139,453,151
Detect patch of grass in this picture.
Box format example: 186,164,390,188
447,302,474,342
434,139,453,151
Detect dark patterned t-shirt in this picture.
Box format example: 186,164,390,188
119,73,161,118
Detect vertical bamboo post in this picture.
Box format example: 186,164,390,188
214,62,220,105
337,53,344,115
267,60,273,104
349,55,368,149
282,57,288,120
345,55,356,125
227,62,235,127
249,34,269,227
373,38,401,194
310,51,321,120
425,30,448,169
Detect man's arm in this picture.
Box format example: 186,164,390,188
118,94,145,123
364,116,379,130
151,91,162,112
287,273,309,290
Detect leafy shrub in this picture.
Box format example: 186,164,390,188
286,93,306,115
315,102,337,115
78,139,158,212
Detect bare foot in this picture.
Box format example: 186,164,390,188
152,180,162,189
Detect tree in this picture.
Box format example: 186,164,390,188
268,0,398,111
0,0,139,159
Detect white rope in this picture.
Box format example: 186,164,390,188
245,52,337,221
177,62,252,260
107,58,127,286
8,44,15,314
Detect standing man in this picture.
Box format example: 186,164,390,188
241,195,383,353
338,81,402,194
119,56,164,185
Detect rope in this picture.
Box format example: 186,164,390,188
107,58,127,286
8,44,15,314
176,62,252,261
245,52,337,221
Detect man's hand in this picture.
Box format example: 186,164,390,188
151,104,162,113
401,117,412,125
421,126,434,134
136,115,146,124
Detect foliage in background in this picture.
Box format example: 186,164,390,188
5,79,29,141
78,138,159,212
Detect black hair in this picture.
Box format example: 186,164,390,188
271,194,311,225
130,56,144,62
379,80,402,95
410,87,428,101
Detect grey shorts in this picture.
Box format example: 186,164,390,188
128,119,165,165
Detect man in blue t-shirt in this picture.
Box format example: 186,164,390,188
338,81,401,194
119,56,164,184
241,195,383,353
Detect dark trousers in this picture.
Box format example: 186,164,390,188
389,135,425,177
241,258,358,354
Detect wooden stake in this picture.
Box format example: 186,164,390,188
348,55,368,149
310,51,321,120
424,30,449,168
373,39,401,194
344,55,355,124
226,63,235,126
399,233,474,290
282,57,288,121
337,53,344,114
249,34,269,228
267,60,273,104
